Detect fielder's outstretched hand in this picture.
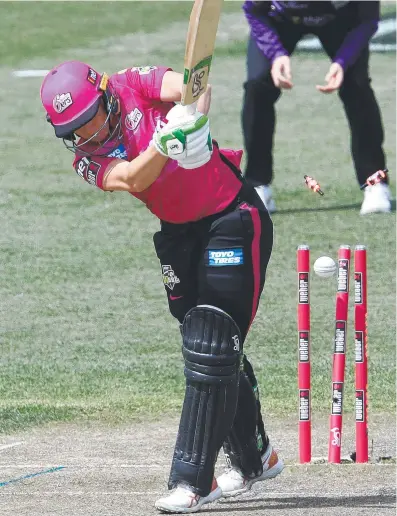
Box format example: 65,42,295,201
316,62,344,93
271,55,293,89
152,104,213,169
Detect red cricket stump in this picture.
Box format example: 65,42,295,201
354,245,369,462
328,245,351,463
297,245,311,463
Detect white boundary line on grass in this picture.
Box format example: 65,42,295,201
0,442,24,452
12,70,49,77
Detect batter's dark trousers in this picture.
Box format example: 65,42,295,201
243,17,386,187
154,190,273,457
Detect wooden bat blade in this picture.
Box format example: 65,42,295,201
181,0,223,106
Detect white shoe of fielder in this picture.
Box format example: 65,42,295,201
155,478,222,514
360,183,392,215
217,444,284,499
254,185,276,213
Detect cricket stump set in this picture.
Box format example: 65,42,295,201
297,244,368,464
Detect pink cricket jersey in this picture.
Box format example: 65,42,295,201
73,66,243,223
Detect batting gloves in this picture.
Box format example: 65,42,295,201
152,105,213,169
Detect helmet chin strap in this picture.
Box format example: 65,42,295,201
63,115,122,157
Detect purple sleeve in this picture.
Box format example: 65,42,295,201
334,2,380,70
334,20,378,70
243,1,289,63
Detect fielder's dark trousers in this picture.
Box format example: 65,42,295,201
243,16,386,187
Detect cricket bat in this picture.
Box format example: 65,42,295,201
181,0,224,109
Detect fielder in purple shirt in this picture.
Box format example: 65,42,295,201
242,1,391,215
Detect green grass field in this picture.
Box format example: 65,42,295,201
0,2,395,434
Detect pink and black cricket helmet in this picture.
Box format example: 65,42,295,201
40,60,103,139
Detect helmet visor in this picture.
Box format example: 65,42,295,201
54,98,101,138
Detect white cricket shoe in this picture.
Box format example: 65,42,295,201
155,478,222,514
360,183,392,215
217,444,284,499
254,185,276,213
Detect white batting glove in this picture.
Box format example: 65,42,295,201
152,105,213,168
175,141,213,169
165,104,196,123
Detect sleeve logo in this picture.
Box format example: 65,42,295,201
75,157,101,186
125,108,143,131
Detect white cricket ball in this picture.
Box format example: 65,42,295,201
313,256,337,278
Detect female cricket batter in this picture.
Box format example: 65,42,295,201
40,60,283,514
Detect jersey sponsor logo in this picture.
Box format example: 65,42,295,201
131,66,157,75
125,108,143,131
53,92,72,113
301,15,336,27
161,265,180,291
87,68,97,85
207,248,244,266
107,143,128,159
75,157,101,186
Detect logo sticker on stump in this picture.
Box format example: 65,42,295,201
299,390,310,421
298,273,309,304
298,331,310,362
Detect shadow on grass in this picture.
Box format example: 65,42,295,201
273,200,396,215
215,493,396,511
